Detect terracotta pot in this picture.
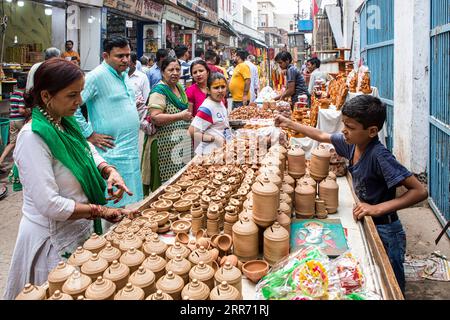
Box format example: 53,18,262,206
128,266,156,297
283,174,295,188
257,171,282,189
85,276,116,300
295,180,316,218
189,261,215,291
81,253,109,282
176,179,193,190
299,172,317,189
251,176,280,228
319,177,339,214
181,279,210,300
214,261,242,294
165,242,190,261
191,215,204,233
48,261,76,296
142,234,168,258
206,218,220,237
119,247,145,274
15,283,46,300
263,222,290,265
287,145,306,178
174,199,193,212
232,216,259,262
187,185,205,194
156,271,184,300
242,260,269,283
146,289,173,300
187,239,198,252
62,270,92,298
210,281,242,300
112,233,124,249
47,290,73,300
280,192,293,211
206,204,220,220
327,171,337,181
165,185,182,193
114,283,145,300
166,254,192,285
152,211,170,226
175,232,190,245
118,217,132,228
188,246,213,266
83,233,107,254
142,253,167,282
191,205,204,218
196,237,211,250
98,243,121,264
67,246,93,267
277,211,291,235
310,145,331,181
216,234,233,253
315,199,328,219
126,224,141,234
223,221,234,236
219,255,239,267
119,232,143,252
195,229,207,241
161,192,181,202
210,234,220,248
171,220,192,234
209,248,219,262
103,260,130,292
278,202,292,217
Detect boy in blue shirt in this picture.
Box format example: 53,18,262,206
275,95,428,293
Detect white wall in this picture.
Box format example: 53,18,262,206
275,13,295,32
232,0,258,28
343,0,363,53
257,1,275,27
80,7,102,71
52,7,66,51
393,0,430,173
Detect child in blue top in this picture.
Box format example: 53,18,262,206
275,95,428,293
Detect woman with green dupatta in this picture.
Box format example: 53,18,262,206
3,59,137,300
142,57,193,194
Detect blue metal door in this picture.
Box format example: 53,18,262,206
429,0,450,225
360,0,394,151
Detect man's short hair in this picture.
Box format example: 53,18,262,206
156,49,168,63
247,55,256,63
174,45,189,59
65,40,74,46
342,95,386,130
140,55,149,65
103,36,130,53
44,47,61,60
235,49,248,61
274,51,292,64
130,52,138,64
195,47,204,58
205,49,217,62
307,57,321,69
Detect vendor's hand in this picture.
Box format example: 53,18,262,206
242,94,249,106
101,207,139,223
106,169,133,204
353,202,383,221
274,114,292,129
179,110,193,122
88,132,115,151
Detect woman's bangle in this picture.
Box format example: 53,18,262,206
88,204,104,220
101,164,117,179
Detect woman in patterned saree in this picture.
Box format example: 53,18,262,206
144,57,193,192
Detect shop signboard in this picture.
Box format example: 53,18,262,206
163,5,197,29
141,0,164,22
199,22,220,38
72,0,103,6
177,0,218,24
103,0,162,22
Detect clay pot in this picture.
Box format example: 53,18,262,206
186,239,198,252
315,199,328,219
62,270,92,298
282,183,294,202
299,172,317,189
257,171,282,189
279,202,292,217
209,248,219,262
207,204,220,220
142,253,167,281
215,261,242,294
191,215,204,233
146,289,173,300
181,192,199,203
206,218,220,237
176,179,193,190
142,234,168,258
182,279,210,300
166,254,192,284
189,261,215,291
223,221,234,236
165,185,182,194
152,211,170,226
216,234,233,253
251,176,280,228
174,199,193,212
319,177,339,214
191,205,204,218
127,224,141,234
15,283,46,300
242,260,269,283
280,192,293,211
99,242,122,264
188,246,213,266
283,174,295,188
48,261,76,296
187,185,205,194
224,210,238,224
277,211,291,234
128,266,156,297
156,271,184,300
165,242,190,261
219,255,239,267
295,180,316,219
83,233,107,254
114,283,145,300
103,260,130,292
119,232,143,252
153,199,173,212
47,290,73,300
120,247,145,274
232,216,259,262
195,229,207,241
118,217,132,228
161,192,181,202
112,233,124,249
210,281,242,300
85,276,116,300
263,222,290,265
327,171,337,181
81,253,109,282
67,246,93,267
175,232,190,245
210,234,220,248
310,145,331,181
171,220,192,234
287,145,306,178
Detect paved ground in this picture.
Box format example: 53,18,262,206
0,154,449,299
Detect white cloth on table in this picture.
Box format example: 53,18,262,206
3,123,105,300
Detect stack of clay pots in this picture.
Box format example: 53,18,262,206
310,144,331,181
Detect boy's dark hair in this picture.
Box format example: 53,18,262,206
160,57,180,73
307,57,321,69
342,95,386,130
190,60,210,80
130,52,138,64
235,50,248,61
103,36,129,53
65,40,74,46
205,49,217,63
195,47,204,58
156,49,168,63
174,45,188,59
207,72,227,89
275,51,293,64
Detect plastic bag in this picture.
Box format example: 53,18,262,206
257,86,278,102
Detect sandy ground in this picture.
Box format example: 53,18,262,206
0,156,449,299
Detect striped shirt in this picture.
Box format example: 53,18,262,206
9,89,25,120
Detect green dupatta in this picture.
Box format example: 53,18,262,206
151,82,189,111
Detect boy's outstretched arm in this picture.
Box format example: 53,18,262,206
274,114,331,144
353,175,428,221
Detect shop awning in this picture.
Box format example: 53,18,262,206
218,18,239,37
253,39,268,48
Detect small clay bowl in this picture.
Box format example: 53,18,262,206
141,208,157,218
195,229,207,241
171,220,192,234
178,212,192,222
175,232,190,245
160,192,181,202
186,185,204,194
219,255,238,267
157,221,171,233
193,179,209,187
181,193,199,202
242,260,269,283
196,237,210,250
164,185,182,194
173,200,193,212
153,199,173,212
210,234,220,248
152,211,170,227
176,180,193,190
216,234,233,252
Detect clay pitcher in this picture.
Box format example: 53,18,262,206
48,261,76,296
294,180,316,219
287,145,306,178
15,283,46,300
181,279,210,300
166,254,192,285
62,270,92,299
165,242,190,261
81,253,109,282
67,246,92,267
214,261,243,294
263,222,290,266
99,242,122,264
142,234,168,258
120,247,145,274
310,145,331,181
251,176,280,228
129,266,156,297
83,233,107,254
210,281,242,300
114,283,145,300
188,246,213,266
189,261,215,291
232,216,259,262
119,232,143,252
85,276,116,300
142,253,167,282
103,260,130,292
156,271,184,300
319,177,339,214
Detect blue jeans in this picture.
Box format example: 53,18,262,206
232,101,244,110
376,220,407,294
